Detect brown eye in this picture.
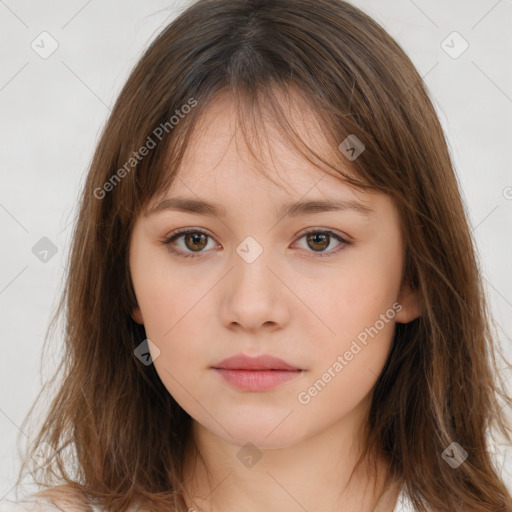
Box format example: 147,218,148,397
306,232,330,251
183,232,208,251
162,229,217,258
163,228,349,260
294,229,350,258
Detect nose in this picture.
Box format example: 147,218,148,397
219,247,290,333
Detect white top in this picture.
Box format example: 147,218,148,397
394,486,415,511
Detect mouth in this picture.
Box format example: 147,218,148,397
211,354,305,391
212,353,303,371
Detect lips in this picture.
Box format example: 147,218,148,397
211,354,304,391
211,354,302,371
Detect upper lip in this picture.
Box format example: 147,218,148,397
212,354,302,371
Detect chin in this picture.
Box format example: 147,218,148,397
208,415,307,450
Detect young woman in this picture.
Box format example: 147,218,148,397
9,0,512,511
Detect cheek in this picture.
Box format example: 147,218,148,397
295,251,401,375
139,281,207,352
297,264,398,340
296,273,397,419
131,243,204,335
331,239,402,324
134,273,215,377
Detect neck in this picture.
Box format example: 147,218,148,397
181,401,402,512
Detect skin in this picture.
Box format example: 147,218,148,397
129,91,421,512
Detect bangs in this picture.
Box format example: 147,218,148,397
134,80,381,220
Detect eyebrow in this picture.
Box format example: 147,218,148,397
147,196,375,218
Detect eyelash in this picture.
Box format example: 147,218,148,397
161,228,351,259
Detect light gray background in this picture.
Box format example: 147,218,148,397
1,0,511,504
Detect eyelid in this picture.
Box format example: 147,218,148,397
293,226,352,244
162,227,351,259
164,226,214,241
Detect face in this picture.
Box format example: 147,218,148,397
129,92,420,450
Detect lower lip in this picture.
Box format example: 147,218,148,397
213,369,303,391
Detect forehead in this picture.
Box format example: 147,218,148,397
157,89,364,202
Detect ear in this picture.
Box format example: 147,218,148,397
132,305,144,325
395,277,421,324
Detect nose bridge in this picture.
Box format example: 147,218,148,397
232,235,277,302
220,234,287,330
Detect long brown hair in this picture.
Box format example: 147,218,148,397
12,0,512,511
